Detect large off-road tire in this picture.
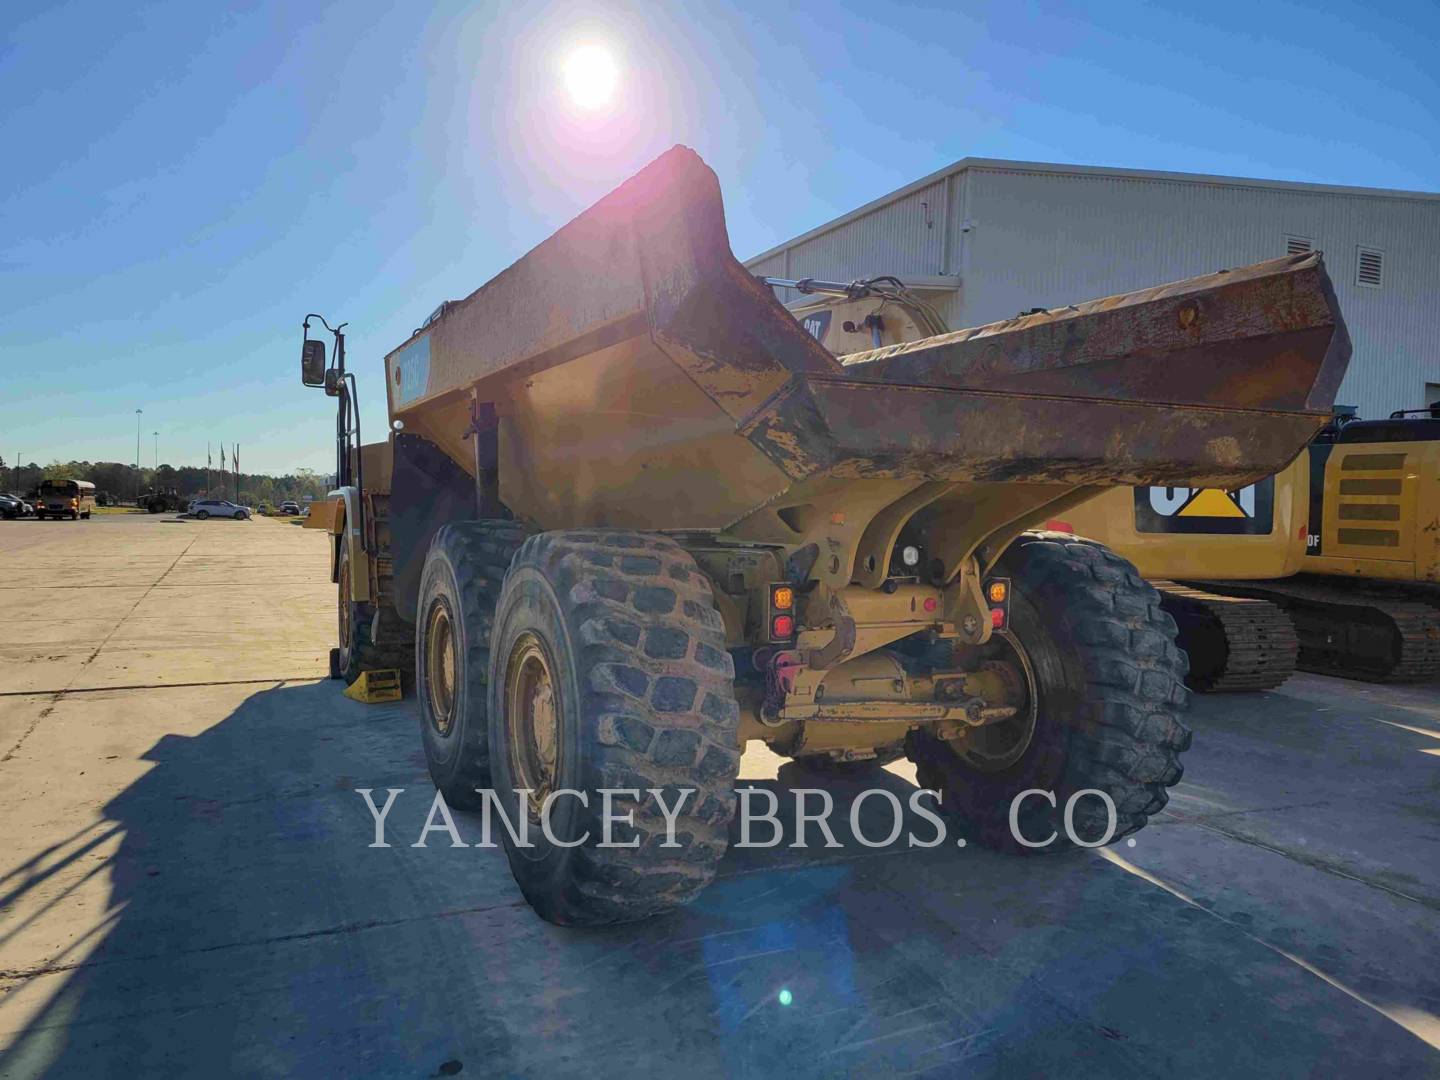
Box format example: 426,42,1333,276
908,533,1191,853
415,521,531,809
486,530,741,926
336,532,416,686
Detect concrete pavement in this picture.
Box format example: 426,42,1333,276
0,513,1437,1077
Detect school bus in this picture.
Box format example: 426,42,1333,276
35,479,97,520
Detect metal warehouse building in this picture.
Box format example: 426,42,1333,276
745,160,1440,421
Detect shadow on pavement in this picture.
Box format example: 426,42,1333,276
3,681,1438,1078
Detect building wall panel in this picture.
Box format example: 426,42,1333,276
959,167,1440,419
746,162,1440,419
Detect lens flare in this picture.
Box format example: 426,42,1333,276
563,44,619,110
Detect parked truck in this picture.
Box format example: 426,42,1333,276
140,487,185,514
299,147,1349,925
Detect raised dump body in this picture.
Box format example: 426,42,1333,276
385,147,1347,561
303,146,1351,926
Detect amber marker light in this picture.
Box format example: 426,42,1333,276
984,577,1011,631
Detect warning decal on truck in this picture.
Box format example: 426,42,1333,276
1133,477,1275,535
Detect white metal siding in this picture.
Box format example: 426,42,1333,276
764,179,952,306
748,253,787,279
746,162,1440,421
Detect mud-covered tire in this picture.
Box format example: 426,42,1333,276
908,532,1191,853
415,521,531,809
335,534,415,686
487,530,741,926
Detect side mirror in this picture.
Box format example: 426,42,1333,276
301,339,327,387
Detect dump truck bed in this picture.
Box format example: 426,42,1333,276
384,146,1349,546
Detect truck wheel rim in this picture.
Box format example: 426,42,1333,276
424,601,457,735
505,633,560,813
955,630,1038,772
337,557,352,655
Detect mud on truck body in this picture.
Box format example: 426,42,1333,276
299,146,1351,926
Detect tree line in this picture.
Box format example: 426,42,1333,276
1,456,333,507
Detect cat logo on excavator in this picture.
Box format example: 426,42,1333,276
1133,478,1276,535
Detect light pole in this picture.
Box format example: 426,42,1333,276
153,432,159,471
135,408,143,505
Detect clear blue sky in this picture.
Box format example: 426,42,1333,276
3,0,1436,475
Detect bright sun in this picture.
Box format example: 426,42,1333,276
563,44,619,110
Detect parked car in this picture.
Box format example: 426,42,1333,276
279,500,301,515
187,498,251,520
0,493,32,519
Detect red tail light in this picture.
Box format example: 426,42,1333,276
984,576,1011,632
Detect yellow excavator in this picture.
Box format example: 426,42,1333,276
1068,408,1440,686
1210,409,1440,680
1062,461,1307,691
776,278,1440,688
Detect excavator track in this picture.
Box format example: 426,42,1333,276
1185,576,1440,684
1153,583,1298,692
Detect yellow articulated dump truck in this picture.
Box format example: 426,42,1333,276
298,146,1348,925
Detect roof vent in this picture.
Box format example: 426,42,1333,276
1285,234,1314,256
1356,247,1384,289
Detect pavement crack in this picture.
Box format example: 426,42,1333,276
1,537,199,766
0,899,529,984
0,677,311,699
1184,818,1440,911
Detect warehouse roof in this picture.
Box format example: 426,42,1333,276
744,157,1440,267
